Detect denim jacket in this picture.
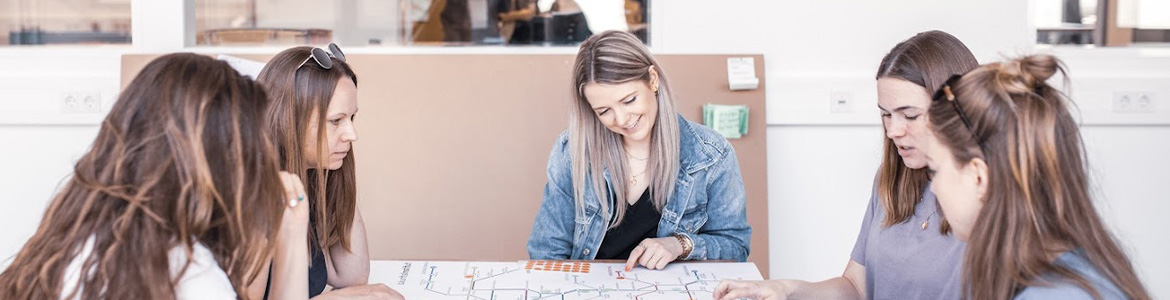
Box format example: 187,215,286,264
527,114,751,261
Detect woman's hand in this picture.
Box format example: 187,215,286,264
278,171,310,238
624,237,685,271
317,284,405,300
713,279,800,300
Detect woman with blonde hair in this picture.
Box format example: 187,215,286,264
528,30,751,270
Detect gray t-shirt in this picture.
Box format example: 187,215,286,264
1015,249,1129,300
850,181,965,300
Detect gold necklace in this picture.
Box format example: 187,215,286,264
629,167,647,185
625,146,648,185
624,147,648,161
921,208,938,230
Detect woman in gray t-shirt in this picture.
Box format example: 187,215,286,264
714,30,978,300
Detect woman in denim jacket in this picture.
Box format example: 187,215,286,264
527,30,751,270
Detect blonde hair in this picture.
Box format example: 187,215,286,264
570,30,680,228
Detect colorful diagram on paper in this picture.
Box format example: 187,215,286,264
369,260,763,300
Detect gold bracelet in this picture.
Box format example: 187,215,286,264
673,234,693,260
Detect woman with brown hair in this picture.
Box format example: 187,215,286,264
0,53,302,299
715,30,978,300
252,44,401,300
923,54,1149,299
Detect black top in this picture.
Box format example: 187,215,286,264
595,189,661,259
263,217,329,299
307,234,328,297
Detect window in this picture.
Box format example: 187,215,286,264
1,0,131,46
193,0,649,47
1035,0,1170,46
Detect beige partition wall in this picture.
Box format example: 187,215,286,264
122,53,770,276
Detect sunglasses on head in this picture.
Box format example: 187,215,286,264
297,43,346,70
932,74,976,136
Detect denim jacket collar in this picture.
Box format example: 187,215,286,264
601,114,723,183
594,114,726,216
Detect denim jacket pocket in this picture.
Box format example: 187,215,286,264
576,204,597,224
679,182,708,233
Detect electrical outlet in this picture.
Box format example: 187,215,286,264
1134,92,1156,113
60,91,102,113
830,90,854,113
1113,91,1156,114
81,93,101,113
61,93,80,113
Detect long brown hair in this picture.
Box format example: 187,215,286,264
571,30,681,228
928,54,1150,300
257,47,359,253
0,53,286,299
875,30,978,228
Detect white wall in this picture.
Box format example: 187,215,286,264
1,0,1168,297
0,126,99,263
652,0,1170,297
0,47,123,263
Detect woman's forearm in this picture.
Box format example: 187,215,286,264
270,230,311,300
787,277,864,300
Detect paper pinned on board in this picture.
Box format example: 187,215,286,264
727,57,759,91
704,103,750,139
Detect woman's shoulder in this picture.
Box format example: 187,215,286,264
1015,280,1126,300
60,238,238,300
168,241,238,299
552,130,570,152
678,115,733,156
548,130,571,166
1014,250,1129,300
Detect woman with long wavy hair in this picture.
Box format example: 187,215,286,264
923,54,1150,299
0,53,302,299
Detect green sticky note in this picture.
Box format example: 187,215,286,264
703,104,749,139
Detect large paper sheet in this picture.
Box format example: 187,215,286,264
370,260,763,299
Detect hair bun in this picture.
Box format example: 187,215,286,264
993,54,1060,95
